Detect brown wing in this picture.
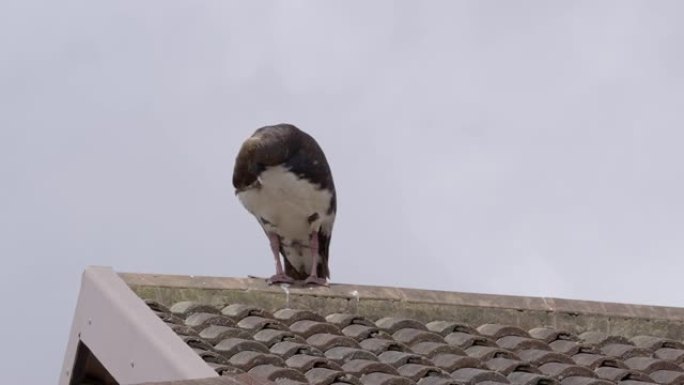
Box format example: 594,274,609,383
316,231,331,279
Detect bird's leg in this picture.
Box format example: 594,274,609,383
304,231,327,286
267,232,293,284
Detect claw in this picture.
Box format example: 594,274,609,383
304,275,328,286
268,274,294,285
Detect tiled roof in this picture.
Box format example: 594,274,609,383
126,275,684,385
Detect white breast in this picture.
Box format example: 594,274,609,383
237,165,334,242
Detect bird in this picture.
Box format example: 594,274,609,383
232,124,336,286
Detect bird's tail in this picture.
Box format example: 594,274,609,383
281,232,330,280
282,256,309,280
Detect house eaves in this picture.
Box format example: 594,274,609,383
60,267,216,385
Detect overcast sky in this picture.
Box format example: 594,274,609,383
2,1,684,383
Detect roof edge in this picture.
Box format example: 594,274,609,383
120,272,684,339
60,267,216,385
134,373,273,385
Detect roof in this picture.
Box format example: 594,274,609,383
62,267,684,385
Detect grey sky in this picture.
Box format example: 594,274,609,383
2,1,684,383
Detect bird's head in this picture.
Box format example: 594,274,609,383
233,136,264,191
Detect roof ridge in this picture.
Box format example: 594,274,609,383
119,272,684,323
119,273,684,337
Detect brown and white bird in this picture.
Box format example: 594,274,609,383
233,124,336,286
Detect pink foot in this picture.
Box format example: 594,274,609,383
268,274,294,285
304,276,328,286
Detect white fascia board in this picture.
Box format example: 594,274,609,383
59,266,217,385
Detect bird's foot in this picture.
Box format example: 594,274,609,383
267,274,294,285
304,275,328,286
